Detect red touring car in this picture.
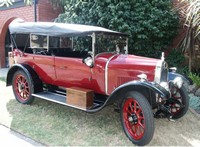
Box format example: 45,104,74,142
7,21,189,145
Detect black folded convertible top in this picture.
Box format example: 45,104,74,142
9,21,128,37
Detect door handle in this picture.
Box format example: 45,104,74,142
60,66,67,69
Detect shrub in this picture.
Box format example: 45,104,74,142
189,72,200,88
55,0,179,58
165,49,188,74
166,50,185,67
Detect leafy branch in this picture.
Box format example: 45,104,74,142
0,0,33,7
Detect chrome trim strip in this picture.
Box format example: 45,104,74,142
91,32,96,62
105,54,118,95
125,38,128,54
47,35,49,51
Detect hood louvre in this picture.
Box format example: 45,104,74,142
117,77,135,87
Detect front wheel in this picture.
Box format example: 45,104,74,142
120,91,154,146
12,70,34,104
168,86,189,119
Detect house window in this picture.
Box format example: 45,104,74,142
0,0,26,10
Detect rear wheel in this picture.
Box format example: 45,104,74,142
120,91,154,146
12,70,34,104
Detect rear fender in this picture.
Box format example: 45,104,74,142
6,64,42,92
7,64,32,86
107,81,170,106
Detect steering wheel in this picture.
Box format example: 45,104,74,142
39,50,47,55
80,48,86,54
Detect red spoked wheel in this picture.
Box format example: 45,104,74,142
123,98,145,140
14,74,30,101
120,91,154,146
168,86,189,119
12,70,34,104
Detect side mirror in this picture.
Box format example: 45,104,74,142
83,56,94,68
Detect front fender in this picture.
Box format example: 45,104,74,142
107,81,170,105
168,72,192,85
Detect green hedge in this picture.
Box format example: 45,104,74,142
55,0,179,58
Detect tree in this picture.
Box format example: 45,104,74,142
48,0,66,12
177,0,200,72
0,0,65,11
0,0,32,7
55,0,178,58
0,0,14,7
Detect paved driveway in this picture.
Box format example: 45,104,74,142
0,68,8,78
0,125,42,146
0,79,43,146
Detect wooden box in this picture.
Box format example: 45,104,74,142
67,87,94,109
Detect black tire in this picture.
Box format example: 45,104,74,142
12,70,34,104
120,91,154,146
169,86,189,119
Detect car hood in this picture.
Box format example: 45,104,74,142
111,54,160,81
96,53,161,81
112,54,160,66
96,53,160,67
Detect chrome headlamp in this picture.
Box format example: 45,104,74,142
173,77,183,88
160,82,169,91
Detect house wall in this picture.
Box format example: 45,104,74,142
0,0,60,68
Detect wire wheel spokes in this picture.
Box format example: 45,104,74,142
170,86,183,114
123,98,145,140
14,74,30,101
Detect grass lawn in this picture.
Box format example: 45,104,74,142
1,81,200,146
6,99,132,146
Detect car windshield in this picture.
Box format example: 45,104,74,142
96,34,127,54
73,36,92,52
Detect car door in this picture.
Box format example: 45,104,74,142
32,54,56,84
54,56,92,89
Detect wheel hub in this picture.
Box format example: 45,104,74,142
128,113,138,124
19,84,25,91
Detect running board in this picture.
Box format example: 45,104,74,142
32,91,100,111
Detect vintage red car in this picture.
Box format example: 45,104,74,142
6,21,189,145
